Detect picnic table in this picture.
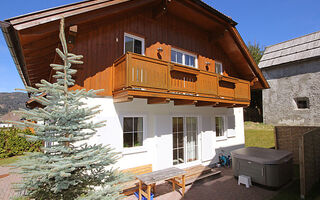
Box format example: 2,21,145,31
136,167,186,200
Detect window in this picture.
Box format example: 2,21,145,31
172,117,198,165
171,49,197,68
215,117,225,137
123,117,143,148
215,62,223,75
124,33,145,55
295,97,310,109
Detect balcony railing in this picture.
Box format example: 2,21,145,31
113,52,250,106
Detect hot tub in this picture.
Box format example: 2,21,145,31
231,147,292,187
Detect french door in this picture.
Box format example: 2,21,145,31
172,117,198,165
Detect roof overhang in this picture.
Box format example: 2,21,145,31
1,0,269,90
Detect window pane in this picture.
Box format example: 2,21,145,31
173,149,178,165
123,117,133,133
173,133,177,149
185,55,190,66
178,132,184,148
125,36,134,53
177,117,183,132
215,63,223,74
177,52,183,64
171,50,177,62
134,132,143,146
190,56,195,67
173,117,177,132
134,39,142,54
178,149,184,164
215,117,224,137
134,117,143,132
124,133,133,147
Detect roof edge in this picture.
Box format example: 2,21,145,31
191,0,238,26
0,21,29,87
229,27,270,89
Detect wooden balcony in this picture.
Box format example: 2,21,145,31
113,52,250,107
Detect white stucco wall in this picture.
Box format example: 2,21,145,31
84,97,245,170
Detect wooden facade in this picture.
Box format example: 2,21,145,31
1,0,269,107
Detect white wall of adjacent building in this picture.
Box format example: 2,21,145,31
84,97,245,171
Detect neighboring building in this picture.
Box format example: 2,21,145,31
0,111,22,127
259,31,320,126
1,0,268,170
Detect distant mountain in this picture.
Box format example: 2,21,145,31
0,92,28,116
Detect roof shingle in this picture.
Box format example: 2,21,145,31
259,30,320,69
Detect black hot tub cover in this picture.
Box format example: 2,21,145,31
231,147,293,164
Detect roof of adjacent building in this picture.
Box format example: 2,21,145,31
259,30,320,69
0,111,22,123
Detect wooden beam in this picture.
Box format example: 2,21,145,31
213,103,232,107
113,96,133,103
174,99,197,106
196,101,218,107
152,0,171,19
147,97,170,104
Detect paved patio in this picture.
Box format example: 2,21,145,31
125,167,279,200
1,166,282,200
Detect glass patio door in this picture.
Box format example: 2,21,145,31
173,117,198,165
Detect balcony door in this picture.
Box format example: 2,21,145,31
172,117,198,165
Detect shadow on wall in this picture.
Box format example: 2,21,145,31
209,144,245,166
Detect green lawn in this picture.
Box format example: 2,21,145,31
0,156,22,166
244,121,275,148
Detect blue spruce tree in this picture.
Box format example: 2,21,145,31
11,18,128,200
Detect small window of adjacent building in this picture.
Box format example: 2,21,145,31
215,62,223,75
171,48,197,68
123,117,143,148
124,33,145,55
215,116,225,137
295,97,310,109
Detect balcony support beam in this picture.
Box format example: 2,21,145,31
213,103,232,107
113,95,133,103
174,99,197,106
147,97,170,104
196,101,218,107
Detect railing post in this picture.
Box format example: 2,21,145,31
167,63,171,92
126,53,130,88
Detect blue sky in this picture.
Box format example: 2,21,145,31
0,0,319,92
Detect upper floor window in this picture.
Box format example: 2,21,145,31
295,97,310,109
124,33,145,55
171,48,197,68
123,117,143,148
215,62,223,75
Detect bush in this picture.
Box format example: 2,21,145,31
0,128,42,158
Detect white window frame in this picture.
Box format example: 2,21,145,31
120,114,147,155
171,115,201,167
215,61,223,75
214,116,227,141
171,48,198,68
124,32,145,55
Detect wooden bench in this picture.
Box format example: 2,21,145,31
121,164,152,196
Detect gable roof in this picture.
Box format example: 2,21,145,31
1,0,269,89
259,30,320,69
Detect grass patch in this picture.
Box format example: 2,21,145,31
244,122,275,148
0,156,22,166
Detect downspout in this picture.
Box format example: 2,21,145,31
0,21,30,87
